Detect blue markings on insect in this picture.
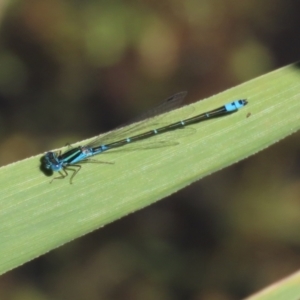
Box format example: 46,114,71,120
225,100,247,112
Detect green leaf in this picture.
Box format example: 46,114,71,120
244,270,300,300
1,62,300,276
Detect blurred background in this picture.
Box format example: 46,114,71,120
1,0,300,299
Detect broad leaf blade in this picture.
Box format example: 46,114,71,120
1,62,300,275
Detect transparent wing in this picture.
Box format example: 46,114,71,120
85,91,191,148
129,91,187,124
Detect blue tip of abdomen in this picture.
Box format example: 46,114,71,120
225,99,248,112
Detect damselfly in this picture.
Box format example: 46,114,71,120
40,93,248,183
